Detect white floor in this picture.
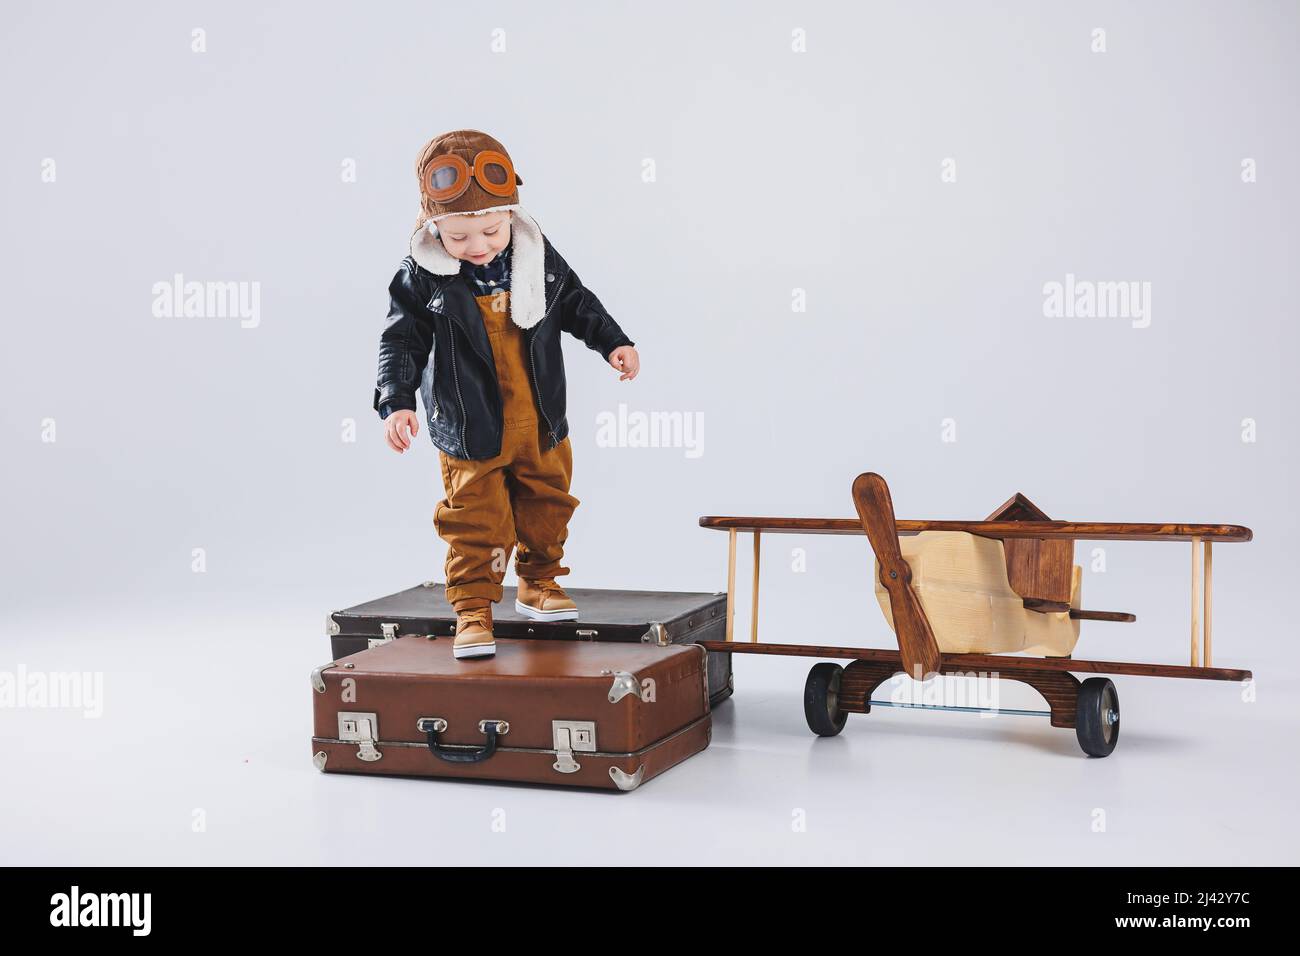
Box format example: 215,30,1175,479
3,596,1296,866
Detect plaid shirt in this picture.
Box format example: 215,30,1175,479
461,243,511,295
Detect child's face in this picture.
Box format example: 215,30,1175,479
435,211,512,264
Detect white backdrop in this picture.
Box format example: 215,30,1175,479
2,0,1297,865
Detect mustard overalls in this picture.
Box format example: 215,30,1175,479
433,291,579,611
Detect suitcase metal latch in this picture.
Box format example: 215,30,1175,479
552,720,596,774
338,712,382,762
369,622,400,649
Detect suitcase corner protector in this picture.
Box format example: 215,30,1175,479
643,622,670,646
311,662,337,693
608,764,645,791
606,670,641,703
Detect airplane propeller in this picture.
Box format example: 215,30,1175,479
852,472,943,681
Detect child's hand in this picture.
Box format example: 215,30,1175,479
608,345,640,381
384,409,420,453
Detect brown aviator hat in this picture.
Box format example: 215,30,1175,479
414,129,523,232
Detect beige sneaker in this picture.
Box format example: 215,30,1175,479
453,606,496,660
515,578,579,622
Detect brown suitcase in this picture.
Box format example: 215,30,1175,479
311,636,711,792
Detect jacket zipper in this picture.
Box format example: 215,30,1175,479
446,331,468,453
528,270,569,448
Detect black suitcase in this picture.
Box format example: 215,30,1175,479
327,583,733,706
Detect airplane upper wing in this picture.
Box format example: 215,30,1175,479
697,516,1252,542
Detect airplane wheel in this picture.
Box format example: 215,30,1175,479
1076,677,1120,757
804,663,848,737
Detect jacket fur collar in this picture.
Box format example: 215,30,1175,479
408,204,547,331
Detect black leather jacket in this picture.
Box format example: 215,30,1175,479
373,237,634,460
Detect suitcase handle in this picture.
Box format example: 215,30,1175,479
421,718,508,764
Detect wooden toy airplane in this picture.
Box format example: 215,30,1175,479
697,472,1252,756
